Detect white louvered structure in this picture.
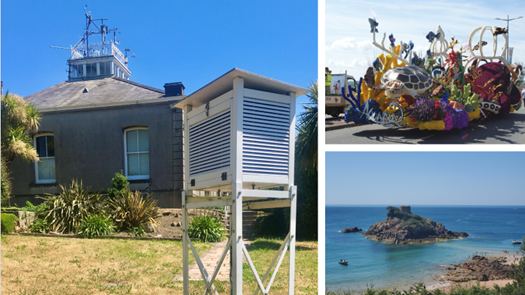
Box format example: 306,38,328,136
172,68,309,295
242,97,290,176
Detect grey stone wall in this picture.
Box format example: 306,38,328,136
399,206,411,213
9,101,184,208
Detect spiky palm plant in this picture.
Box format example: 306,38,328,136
38,180,106,233
295,82,318,171
294,82,318,241
1,93,41,165
106,188,160,230
1,93,41,206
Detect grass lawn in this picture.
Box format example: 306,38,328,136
1,235,317,294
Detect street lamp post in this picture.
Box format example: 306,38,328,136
494,15,523,62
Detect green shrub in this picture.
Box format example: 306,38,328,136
188,215,224,242
1,213,18,234
128,226,146,237
37,179,106,233
77,215,115,239
27,201,49,219
28,218,50,233
106,188,160,230
108,171,129,199
1,159,12,207
3,201,49,215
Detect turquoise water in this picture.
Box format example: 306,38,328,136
325,206,525,291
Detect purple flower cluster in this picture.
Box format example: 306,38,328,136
445,105,469,129
443,111,453,130
410,99,446,122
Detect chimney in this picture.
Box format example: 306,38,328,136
164,82,185,97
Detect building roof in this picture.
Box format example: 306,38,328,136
173,68,310,109
25,77,172,112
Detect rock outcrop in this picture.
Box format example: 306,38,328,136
442,255,513,282
363,208,468,244
341,227,362,233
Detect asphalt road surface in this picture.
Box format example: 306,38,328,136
326,107,525,144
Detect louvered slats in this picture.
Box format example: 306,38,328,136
189,110,231,176
243,97,290,176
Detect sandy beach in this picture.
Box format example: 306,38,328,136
505,254,523,266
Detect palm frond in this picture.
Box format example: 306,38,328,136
25,103,41,132
295,82,318,171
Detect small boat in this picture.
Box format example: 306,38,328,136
339,259,348,265
512,240,522,245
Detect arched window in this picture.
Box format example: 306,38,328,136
124,128,149,180
34,134,56,183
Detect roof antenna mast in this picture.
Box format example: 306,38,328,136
50,7,133,81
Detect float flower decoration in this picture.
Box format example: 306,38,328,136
341,18,523,130
342,77,406,128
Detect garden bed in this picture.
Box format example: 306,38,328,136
13,208,226,241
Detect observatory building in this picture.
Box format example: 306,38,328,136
8,11,307,211
8,11,184,207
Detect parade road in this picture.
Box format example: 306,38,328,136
325,107,525,144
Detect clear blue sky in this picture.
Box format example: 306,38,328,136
1,1,317,111
326,152,525,206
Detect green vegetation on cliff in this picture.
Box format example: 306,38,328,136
386,206,431,231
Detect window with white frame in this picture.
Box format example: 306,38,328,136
34,134,56,183
124,128,149,180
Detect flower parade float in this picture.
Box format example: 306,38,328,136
342,19,523,131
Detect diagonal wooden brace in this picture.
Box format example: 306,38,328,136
241,243,267,293
253,233,291,295
242,236,291,295
187,234,219,295
203,236,232,295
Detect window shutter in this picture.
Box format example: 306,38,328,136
189,110,231,176
242,97,290,175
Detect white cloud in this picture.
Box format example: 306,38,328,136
328,38,370,51
325,0,525,76
326,58,370,74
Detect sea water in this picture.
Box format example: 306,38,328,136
325,206,525,292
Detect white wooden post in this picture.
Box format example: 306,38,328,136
232,182,243,294
288,91,297,295
183,104,192,294
182,190,189,294
289,186,297,294
231,77,244,294
288,92,297,183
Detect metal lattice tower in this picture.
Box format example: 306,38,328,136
51,7,132,81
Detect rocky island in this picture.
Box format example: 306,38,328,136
363,206,468,244
341,227,363,233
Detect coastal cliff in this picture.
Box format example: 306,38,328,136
363,206,468,244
